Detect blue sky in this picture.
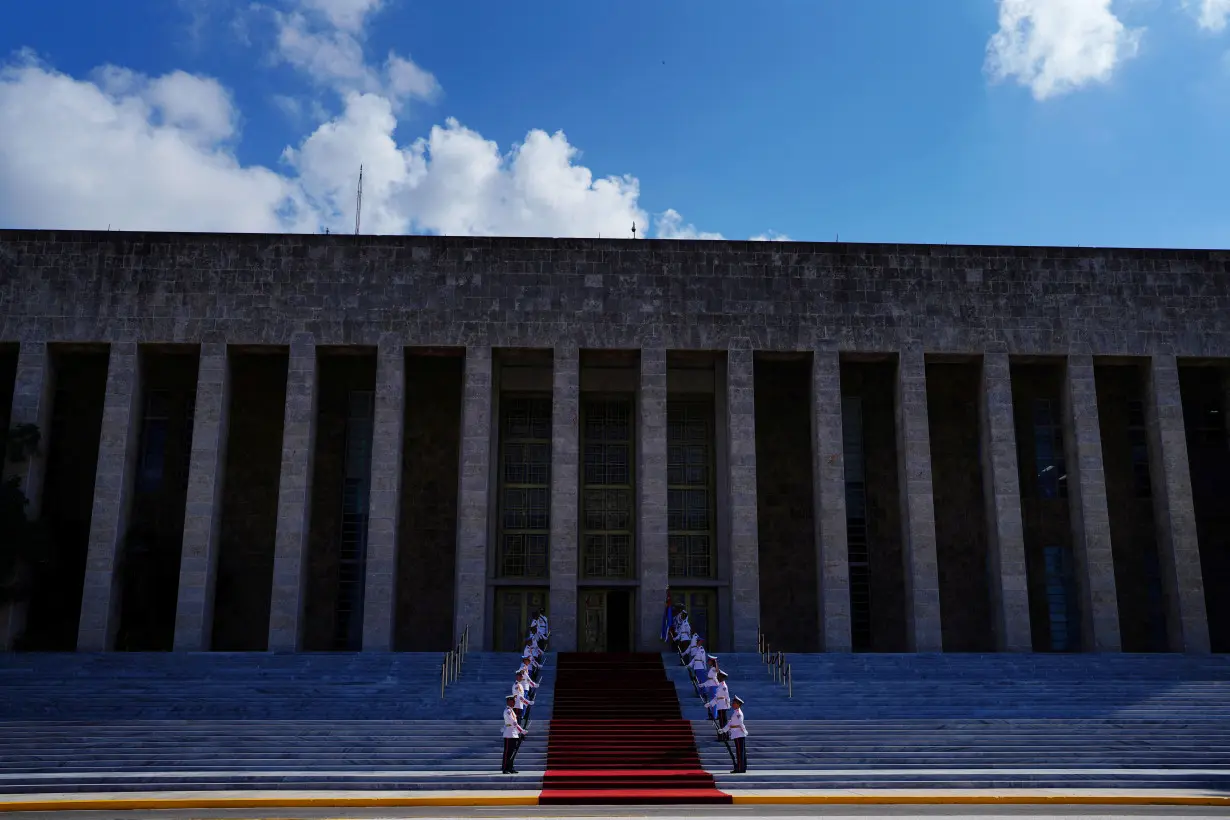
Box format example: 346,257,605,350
1,0,1228,247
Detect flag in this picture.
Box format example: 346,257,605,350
660,591,673,642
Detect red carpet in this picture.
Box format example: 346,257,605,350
539,652,730,805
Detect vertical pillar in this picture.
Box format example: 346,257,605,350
453,346,492,649
362,339,405,651
0,342,54,649
549,343,579,651
725,343,760,652
978,351,1032,652
267,338,318,652
637,346,668,650
895,347,943,652
78,343,142,651
1062,354,1121,652
1144,354,1209,653
172,343,231,651
812,350,851,651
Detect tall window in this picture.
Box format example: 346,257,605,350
842,397,872,652
497,397,551,579
667,401,715,580
333,390,374,650
1043,545,1079,651
1033,399,1067,499
582,398,634,579
180,389,196,491
136,390,170,493
1127,400,1152,498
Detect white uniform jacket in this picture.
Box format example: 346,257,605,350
502,706,525,739
706,681,730,711
724,707,748,740
689,646,708,671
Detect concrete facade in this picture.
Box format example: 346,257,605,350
1,230,1229,654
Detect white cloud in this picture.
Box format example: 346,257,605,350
750,231,792,242
0,1,719,240
986,0,1143,100
654,209,724,240
1188,0,1230,31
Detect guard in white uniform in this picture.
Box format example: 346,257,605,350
705,670,731,730
521,639,542,679
703,657,720,719
673,611,692,653
501,694,527,774
722,694,749,773
686,637,708,684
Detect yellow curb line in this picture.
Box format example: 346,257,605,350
0,796,539,812
729,794,1230,806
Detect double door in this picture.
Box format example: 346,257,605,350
579,589,633,653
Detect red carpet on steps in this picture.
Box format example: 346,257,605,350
539,652,730,805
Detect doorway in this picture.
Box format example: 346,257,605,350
579,589,633,652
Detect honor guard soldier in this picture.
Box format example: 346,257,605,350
703,657,720,718
686,637,708,685
521,639,543,679
501,695,527,774
722,695,749,773
513,669,537,719
673,610,692,653
705,670,731,731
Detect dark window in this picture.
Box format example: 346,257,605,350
1033,399,1067,499
136,390,170,493
497,396,551,579
1043,545,1079,652
668,400,716,580
582,398,634,580
842,396,872,652
1126,399,1152,499
333,390,374,650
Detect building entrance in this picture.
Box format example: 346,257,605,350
578,589,633,652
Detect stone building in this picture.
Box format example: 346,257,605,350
0,229,1227,656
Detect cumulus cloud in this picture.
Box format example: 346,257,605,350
750,231,792,242
654,209,724,240
1187,0,1230,31
986,0,1142,100
0,0,718,239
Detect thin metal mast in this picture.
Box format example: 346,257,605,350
355,165,363,236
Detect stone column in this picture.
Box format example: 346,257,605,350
978,351,1032,652
549,343,580,652
811,350,851,652
637,346,668,650
362,339,405,651
78,343,142,651
894,347,943,652
172,343,231,651
453,346,492,649
1062,354,1121,652
725,344,760,652
267,339,318,652
0,342,54,649
1144,354,1209,653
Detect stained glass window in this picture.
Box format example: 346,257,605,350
497,396,551,578
668,401,715,579
581,399,634,579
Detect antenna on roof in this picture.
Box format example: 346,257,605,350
632,222,637,239
355,164,364,236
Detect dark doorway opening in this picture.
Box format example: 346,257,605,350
606,589,632,653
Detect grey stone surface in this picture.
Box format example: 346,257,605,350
0,341,54,649
267,339,318,652
2,232,1229,358
726,343,760,652
453,346,491,649
549,343,579,652
1144,354,1210,653
894,348,943,652
362,338,405,651
812,350,851,652
173,343,231,651
77,343,141,652
979,350,1033,653
637,346,668,651
1062,354,1122,652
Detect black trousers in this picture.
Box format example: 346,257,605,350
733,737,747,772
718,709,728,728
502,737,518,772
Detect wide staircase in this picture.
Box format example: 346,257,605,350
540,653,729,804
0,651,553,794
666,652,1230,793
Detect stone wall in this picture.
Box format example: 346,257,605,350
2,232,1229,359
754,356,820,652
302,351,377,651
1095,363,1167,653
842,360,908,653
21,348,108,650
0,345,15,440
211,351,288,651
394,353,463,651
927,361,993,652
